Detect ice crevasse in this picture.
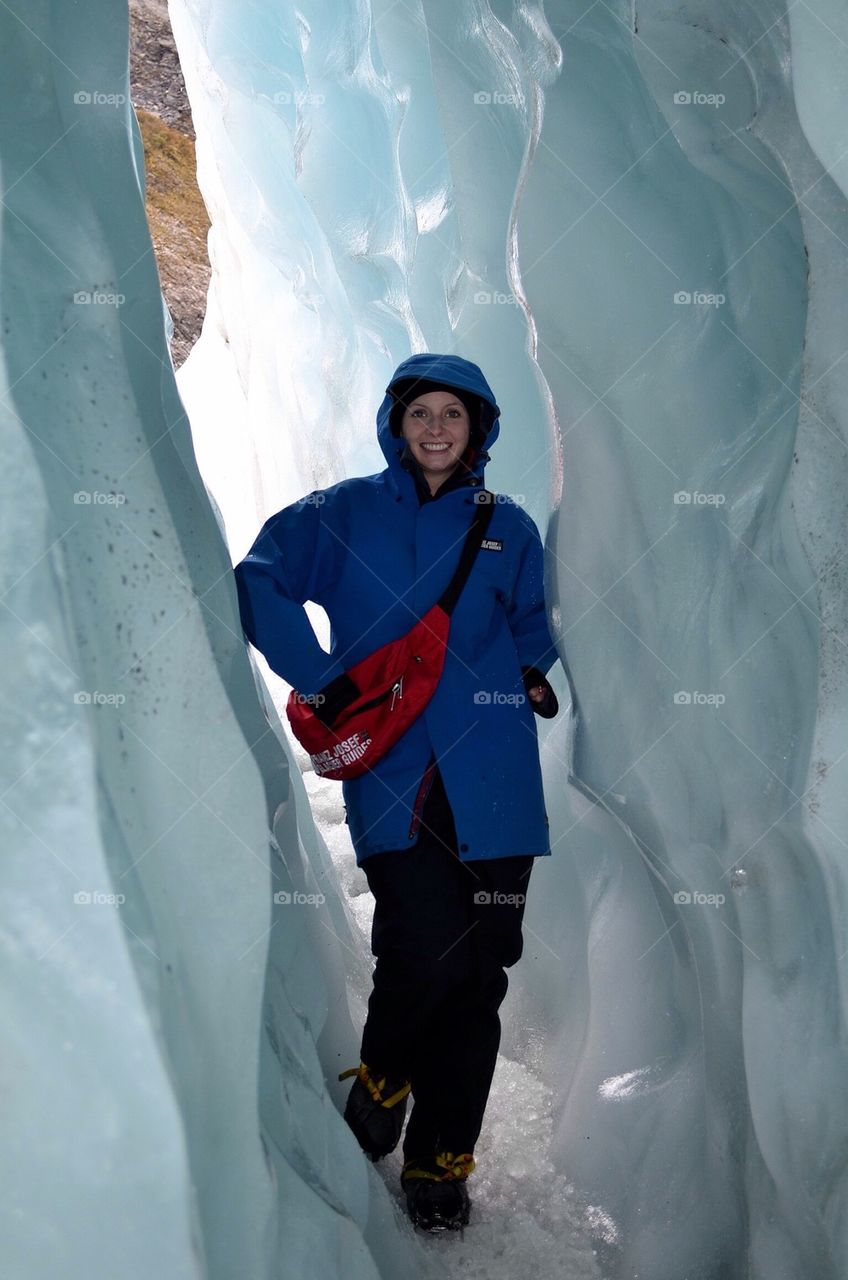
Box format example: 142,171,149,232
1,1,848,1278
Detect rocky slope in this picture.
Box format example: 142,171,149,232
129,0,209,368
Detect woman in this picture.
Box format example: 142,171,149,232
234,353,560,1232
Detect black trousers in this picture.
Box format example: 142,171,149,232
359,764,534,1159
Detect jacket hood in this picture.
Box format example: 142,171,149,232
377,353,501,501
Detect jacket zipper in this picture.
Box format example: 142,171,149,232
408,755,437,839
351,678,403,717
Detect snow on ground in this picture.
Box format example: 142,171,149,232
298,746,606,1279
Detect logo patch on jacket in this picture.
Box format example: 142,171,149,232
481,538,503,552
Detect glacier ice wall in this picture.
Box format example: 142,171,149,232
172,1,848,1278
0,3,421,1278
521,4,848,1277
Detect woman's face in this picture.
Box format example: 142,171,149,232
400,391,471,493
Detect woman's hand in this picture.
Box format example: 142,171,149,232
521,666,559,719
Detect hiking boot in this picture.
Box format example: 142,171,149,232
339,1061,411,1161
401,1152,475,1231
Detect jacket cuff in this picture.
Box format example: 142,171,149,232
304,671,360,728
521,666,559,719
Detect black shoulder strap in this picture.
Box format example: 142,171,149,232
438,493,496,616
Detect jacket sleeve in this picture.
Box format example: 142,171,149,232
505,511,559,678
233,494,349,698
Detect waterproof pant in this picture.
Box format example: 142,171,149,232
359,763,534,1159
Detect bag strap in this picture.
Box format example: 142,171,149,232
438,493,496,616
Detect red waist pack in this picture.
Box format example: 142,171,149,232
286,493,495,780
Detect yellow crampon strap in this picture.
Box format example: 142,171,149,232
338,1061,411,1109
402,1152,476,1182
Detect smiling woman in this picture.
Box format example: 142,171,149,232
234,352,560,1232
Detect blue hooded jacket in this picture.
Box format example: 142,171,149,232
234,353,559,864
